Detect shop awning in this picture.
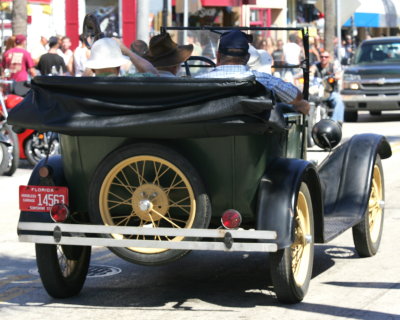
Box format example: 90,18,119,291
174,0,256,12
343,0,400,27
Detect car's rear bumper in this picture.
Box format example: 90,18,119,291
341,92,400,110
17,222,279,252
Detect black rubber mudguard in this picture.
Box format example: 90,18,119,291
256,158,323,249
318,134,391,224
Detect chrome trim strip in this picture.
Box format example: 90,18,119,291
18,234,278,252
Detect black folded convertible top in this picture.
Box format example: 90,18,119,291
7,76,277,138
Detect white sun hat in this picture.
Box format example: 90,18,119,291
248,44,273,74
86,38,130,69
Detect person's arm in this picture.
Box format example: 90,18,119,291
66,55,74,75
289,91,310,115
117,40,158,75
26,53,37,78
272,76,310,115
28,67,37,78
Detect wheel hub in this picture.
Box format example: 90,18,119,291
132,184,169,221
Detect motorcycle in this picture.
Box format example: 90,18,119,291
1,80,60,169
0,80,19,176
307,75,336,147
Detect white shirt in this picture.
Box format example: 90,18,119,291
73,45,89,77
283,42,301,66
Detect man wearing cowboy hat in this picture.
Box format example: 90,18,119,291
85,37,158,76
196,30,309,115
145,33,193,77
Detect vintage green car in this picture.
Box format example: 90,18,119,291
8,27,391,304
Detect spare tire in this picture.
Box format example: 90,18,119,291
88,143,211,266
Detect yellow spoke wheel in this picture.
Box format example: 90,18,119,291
270,182,314,304
352,155,384,257
291,190,312,287
89,143,211,266
99,155,196,254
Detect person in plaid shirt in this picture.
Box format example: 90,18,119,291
196,30,309,115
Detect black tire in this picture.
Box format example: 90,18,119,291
344,110,358,122
352,155,384,257
269,182,314,303
35,244,91,298
369,110,382,116
1,124,19,176
88,143,211,266
0,142,9,175
24,133,60,166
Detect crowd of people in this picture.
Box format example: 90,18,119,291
2,29,357,120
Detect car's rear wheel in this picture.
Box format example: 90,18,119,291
35,244,91,298
89,143,211,266
269,182,314,303
344,110,358,122
352,155,384,257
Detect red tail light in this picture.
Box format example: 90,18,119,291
221,209,242,229
50,204,69,222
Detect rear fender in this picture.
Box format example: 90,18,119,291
256,158,323,249
18,155,66,225
318,134,391,223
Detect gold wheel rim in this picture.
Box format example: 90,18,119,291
369,164,383,243
99,155,196,254
291,191,312,286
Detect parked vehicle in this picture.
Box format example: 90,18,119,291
0,80,19,176
341,37,400,122
1,82,60,167
9,26,392,304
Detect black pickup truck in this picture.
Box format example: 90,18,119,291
341,37,400,122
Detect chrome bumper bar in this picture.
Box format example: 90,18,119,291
17,222,278,252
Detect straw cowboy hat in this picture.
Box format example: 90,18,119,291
145,33,193,68
86,38,129,69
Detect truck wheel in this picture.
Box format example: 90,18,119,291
352,155,384,257
269,182,314,303
344,110,358,122
35,244,91,298
89,143,211,266
1,124,19,176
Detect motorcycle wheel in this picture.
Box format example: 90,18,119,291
0,142,9,175
24,134,60,166
1,124,19,176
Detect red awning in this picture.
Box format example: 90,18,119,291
173,0,256,7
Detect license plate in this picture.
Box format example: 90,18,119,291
19,186,69,212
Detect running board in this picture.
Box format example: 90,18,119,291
17,222,278,252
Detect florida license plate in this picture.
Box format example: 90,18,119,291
19,186,69,212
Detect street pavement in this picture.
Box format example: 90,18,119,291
0,111,399,320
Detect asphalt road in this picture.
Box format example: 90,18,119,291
1,111,400,320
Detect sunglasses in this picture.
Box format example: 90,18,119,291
321,55,330,58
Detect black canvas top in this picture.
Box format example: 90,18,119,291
7,76,281,138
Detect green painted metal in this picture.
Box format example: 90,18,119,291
60,113,303,221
